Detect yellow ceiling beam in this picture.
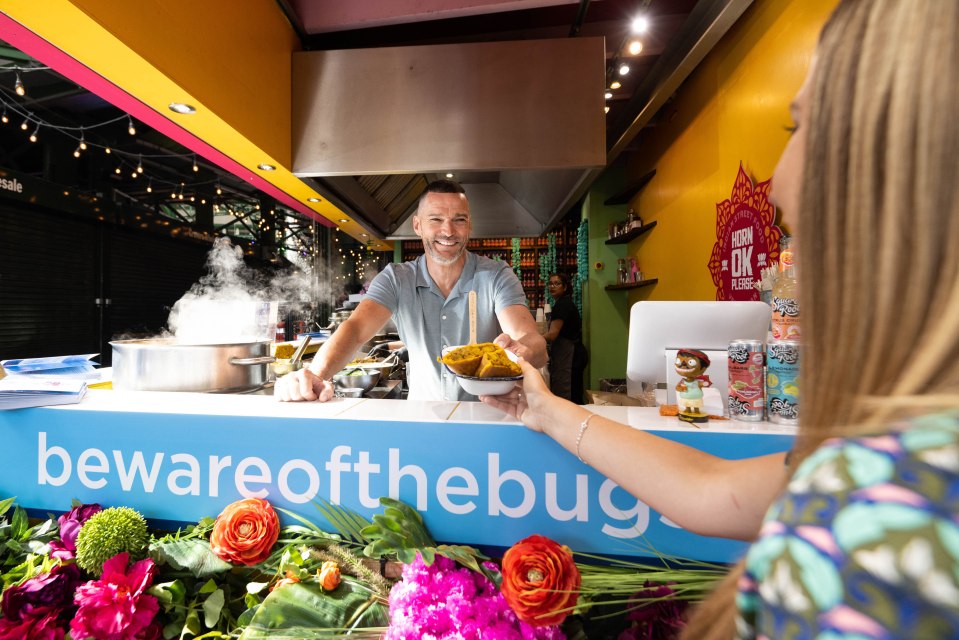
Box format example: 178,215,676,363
0,0,390,249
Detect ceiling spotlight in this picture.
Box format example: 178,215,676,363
14,72,25,96
445,173,454,178
360,233,368,237
168,102,196,114
257,163,276,171
619,64,630,76
338,219,348,223
631,15,649,34
628,40,643,55
604,106,610,114
307,197,321,202
610,80,622,90
127,116,136,135
604,91,612,100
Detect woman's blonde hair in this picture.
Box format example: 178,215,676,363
683,1,959,637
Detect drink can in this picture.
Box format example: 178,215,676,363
766,340,800,425
727,339,765,421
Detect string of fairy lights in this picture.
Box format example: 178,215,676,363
0,63,384,281
332,228,379,283
0,63,323,260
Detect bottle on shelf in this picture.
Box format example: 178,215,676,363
771,236,800,341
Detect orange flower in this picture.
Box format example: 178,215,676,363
210,498,280,566
501,534,580,626
318,560,341,590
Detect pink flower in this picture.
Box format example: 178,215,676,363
384,554,564,640
70,552,160,640
49,503,102,560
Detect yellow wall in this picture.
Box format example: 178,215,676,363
623,0,838,304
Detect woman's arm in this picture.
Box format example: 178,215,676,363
543,318,564,342
481,359,787,541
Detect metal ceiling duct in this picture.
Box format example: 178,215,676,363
291,37,606,238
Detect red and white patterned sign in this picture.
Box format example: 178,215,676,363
708,164,783,301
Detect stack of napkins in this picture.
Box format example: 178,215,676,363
0,377,88,410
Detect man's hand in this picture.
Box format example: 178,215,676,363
274,368,335,402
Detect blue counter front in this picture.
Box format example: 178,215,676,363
0,391,795,563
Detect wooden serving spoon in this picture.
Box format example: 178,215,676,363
468,290,477,345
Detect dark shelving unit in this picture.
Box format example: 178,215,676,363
604,278,659,291
605,220,657,245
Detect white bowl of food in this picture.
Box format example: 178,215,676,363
440,343,522,397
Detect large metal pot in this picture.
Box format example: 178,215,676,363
111,338,274,393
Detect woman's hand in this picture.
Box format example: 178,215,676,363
479,358,553,432
273,368,335,402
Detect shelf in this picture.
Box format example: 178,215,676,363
605,220,657,245
604,170,656,206
605,278,658,291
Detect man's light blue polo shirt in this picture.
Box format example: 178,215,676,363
365,252,528,401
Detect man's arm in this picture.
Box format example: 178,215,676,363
274,299,392,402
495,304,548,368
308,299,393,379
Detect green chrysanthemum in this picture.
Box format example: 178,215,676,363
74,506,149,576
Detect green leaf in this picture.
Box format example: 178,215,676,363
238,578,388,640
0,497,15,518
10,506,27,540
182,608,201,638
150,579,187,607
202,588,225,628
199,578,219,594
312,500,372,545
150,538,232,578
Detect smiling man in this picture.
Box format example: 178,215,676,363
275,180,547,402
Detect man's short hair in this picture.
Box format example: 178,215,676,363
416,180,467,214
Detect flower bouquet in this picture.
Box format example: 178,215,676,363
0,494,724,639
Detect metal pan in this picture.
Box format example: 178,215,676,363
111,338,274,393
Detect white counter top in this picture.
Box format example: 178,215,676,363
51,389,796,436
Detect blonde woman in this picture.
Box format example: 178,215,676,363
482,0,959,637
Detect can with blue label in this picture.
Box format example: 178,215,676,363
766,339,799,425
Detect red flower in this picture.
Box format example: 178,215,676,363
210,498,279,566
501,534,580,626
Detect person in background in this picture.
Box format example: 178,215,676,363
483,1,959,637
543,273,587,403
275,180,547,402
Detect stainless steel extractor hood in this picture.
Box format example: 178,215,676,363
291,37,606,239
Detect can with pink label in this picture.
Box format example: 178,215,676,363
727,339,765,421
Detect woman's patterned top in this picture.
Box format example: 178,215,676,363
737,411,959,639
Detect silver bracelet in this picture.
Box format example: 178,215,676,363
575,413,596,464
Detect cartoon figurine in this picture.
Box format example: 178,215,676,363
674,348,712,424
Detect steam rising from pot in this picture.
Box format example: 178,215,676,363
166,238,325,344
